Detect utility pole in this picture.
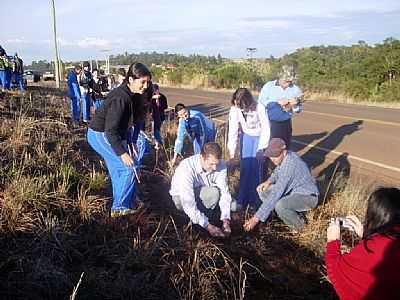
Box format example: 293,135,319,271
101,49,112,74
50,0,60,88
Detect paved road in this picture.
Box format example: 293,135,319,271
163,87,400,184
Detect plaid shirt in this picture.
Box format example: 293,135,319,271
255,151,319,222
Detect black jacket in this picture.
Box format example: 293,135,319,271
89,83,144,156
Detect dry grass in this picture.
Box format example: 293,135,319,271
0,85,376,300
305,91,400,109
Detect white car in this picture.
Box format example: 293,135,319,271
42,71,55,81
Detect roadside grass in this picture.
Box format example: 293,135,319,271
0,86,378,299
305,91,400,109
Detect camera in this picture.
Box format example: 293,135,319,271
338,217,351,229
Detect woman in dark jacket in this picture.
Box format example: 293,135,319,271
90,68,108,110
87,62,151,217
325,187,400,300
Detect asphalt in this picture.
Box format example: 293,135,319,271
162,86,400,185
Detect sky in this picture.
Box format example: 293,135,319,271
1,0,400,64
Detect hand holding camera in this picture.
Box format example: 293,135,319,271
327,216,364,242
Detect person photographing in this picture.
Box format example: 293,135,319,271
325,187,400,300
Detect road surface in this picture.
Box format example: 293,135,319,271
163,87,400,185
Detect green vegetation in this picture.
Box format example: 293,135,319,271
27,38,400,103
120,38,400,103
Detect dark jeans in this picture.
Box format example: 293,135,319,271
270,119,292,149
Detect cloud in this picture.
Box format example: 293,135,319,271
238,18,292,29
5,38,27,44
77,37,114,49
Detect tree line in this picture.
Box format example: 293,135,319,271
27,37,400,102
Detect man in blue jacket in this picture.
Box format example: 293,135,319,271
67,65,82,125
170,103,215,166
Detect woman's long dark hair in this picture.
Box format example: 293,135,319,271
363,187,400,251
125,62,152,122
231,88,257,112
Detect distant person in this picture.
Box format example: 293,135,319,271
107,74,117,90
258,65,303,148
116,68,126,87
79,61,93,124
171,103,215,166
67,65,82,125
170,142,232,237
0,48,11,91
108,68,126,91
228,88,270,210
90,68,108,110
326,187,400,300
151,84,168,149
244,138,319,231
12,53,24,92
87,62,151,217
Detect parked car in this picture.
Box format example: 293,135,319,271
23,70,40,84
42,71,55,81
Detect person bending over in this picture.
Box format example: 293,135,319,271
244,138,319,231
170,142,232,237
170,103,215,166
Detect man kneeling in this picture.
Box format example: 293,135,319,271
170,142,232,237
244,138,319,231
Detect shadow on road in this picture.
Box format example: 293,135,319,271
292,131,328,152
301,120,363,171
316,152,351,203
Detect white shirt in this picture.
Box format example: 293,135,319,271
227,104,271,158
169,154,232,228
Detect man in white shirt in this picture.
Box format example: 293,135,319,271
170,142,232,237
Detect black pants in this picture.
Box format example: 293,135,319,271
270,119,292,149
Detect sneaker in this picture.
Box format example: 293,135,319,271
110,202,144,218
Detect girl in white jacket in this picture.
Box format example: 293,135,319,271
228,88,270,210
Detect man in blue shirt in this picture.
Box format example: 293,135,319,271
258,65,303,149
244,138,319,231
171,103,216,166
67,65,82,125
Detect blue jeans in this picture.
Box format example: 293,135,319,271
237,133,262,208
13,73,25,92
259,190,318,229
70,96,80,123
0,70,8,90
81,92,91,122
5,69,11,89
93,98,104,110
152,121,164,145
192,127,216,155
87,128,139,212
